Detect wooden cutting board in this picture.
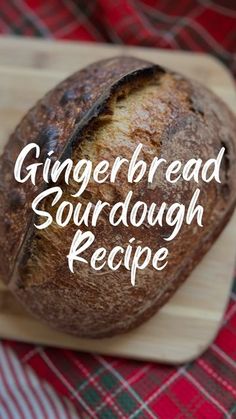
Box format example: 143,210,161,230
0,36,235,364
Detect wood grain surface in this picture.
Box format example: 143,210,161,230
0,36,235,363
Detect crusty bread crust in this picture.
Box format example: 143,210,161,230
0,56,236,338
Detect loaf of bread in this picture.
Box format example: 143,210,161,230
0,56,235,338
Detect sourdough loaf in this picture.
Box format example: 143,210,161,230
0,56,235,338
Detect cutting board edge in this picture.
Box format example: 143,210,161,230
0,36,235,363
0,35,235,86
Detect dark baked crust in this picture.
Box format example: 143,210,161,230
0,57,157,286
0,56,236,338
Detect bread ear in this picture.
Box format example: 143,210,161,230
0,56,159,287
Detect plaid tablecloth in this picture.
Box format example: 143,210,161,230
0,1,236,418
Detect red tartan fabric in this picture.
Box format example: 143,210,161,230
0,0,235,75
0,1,236,418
